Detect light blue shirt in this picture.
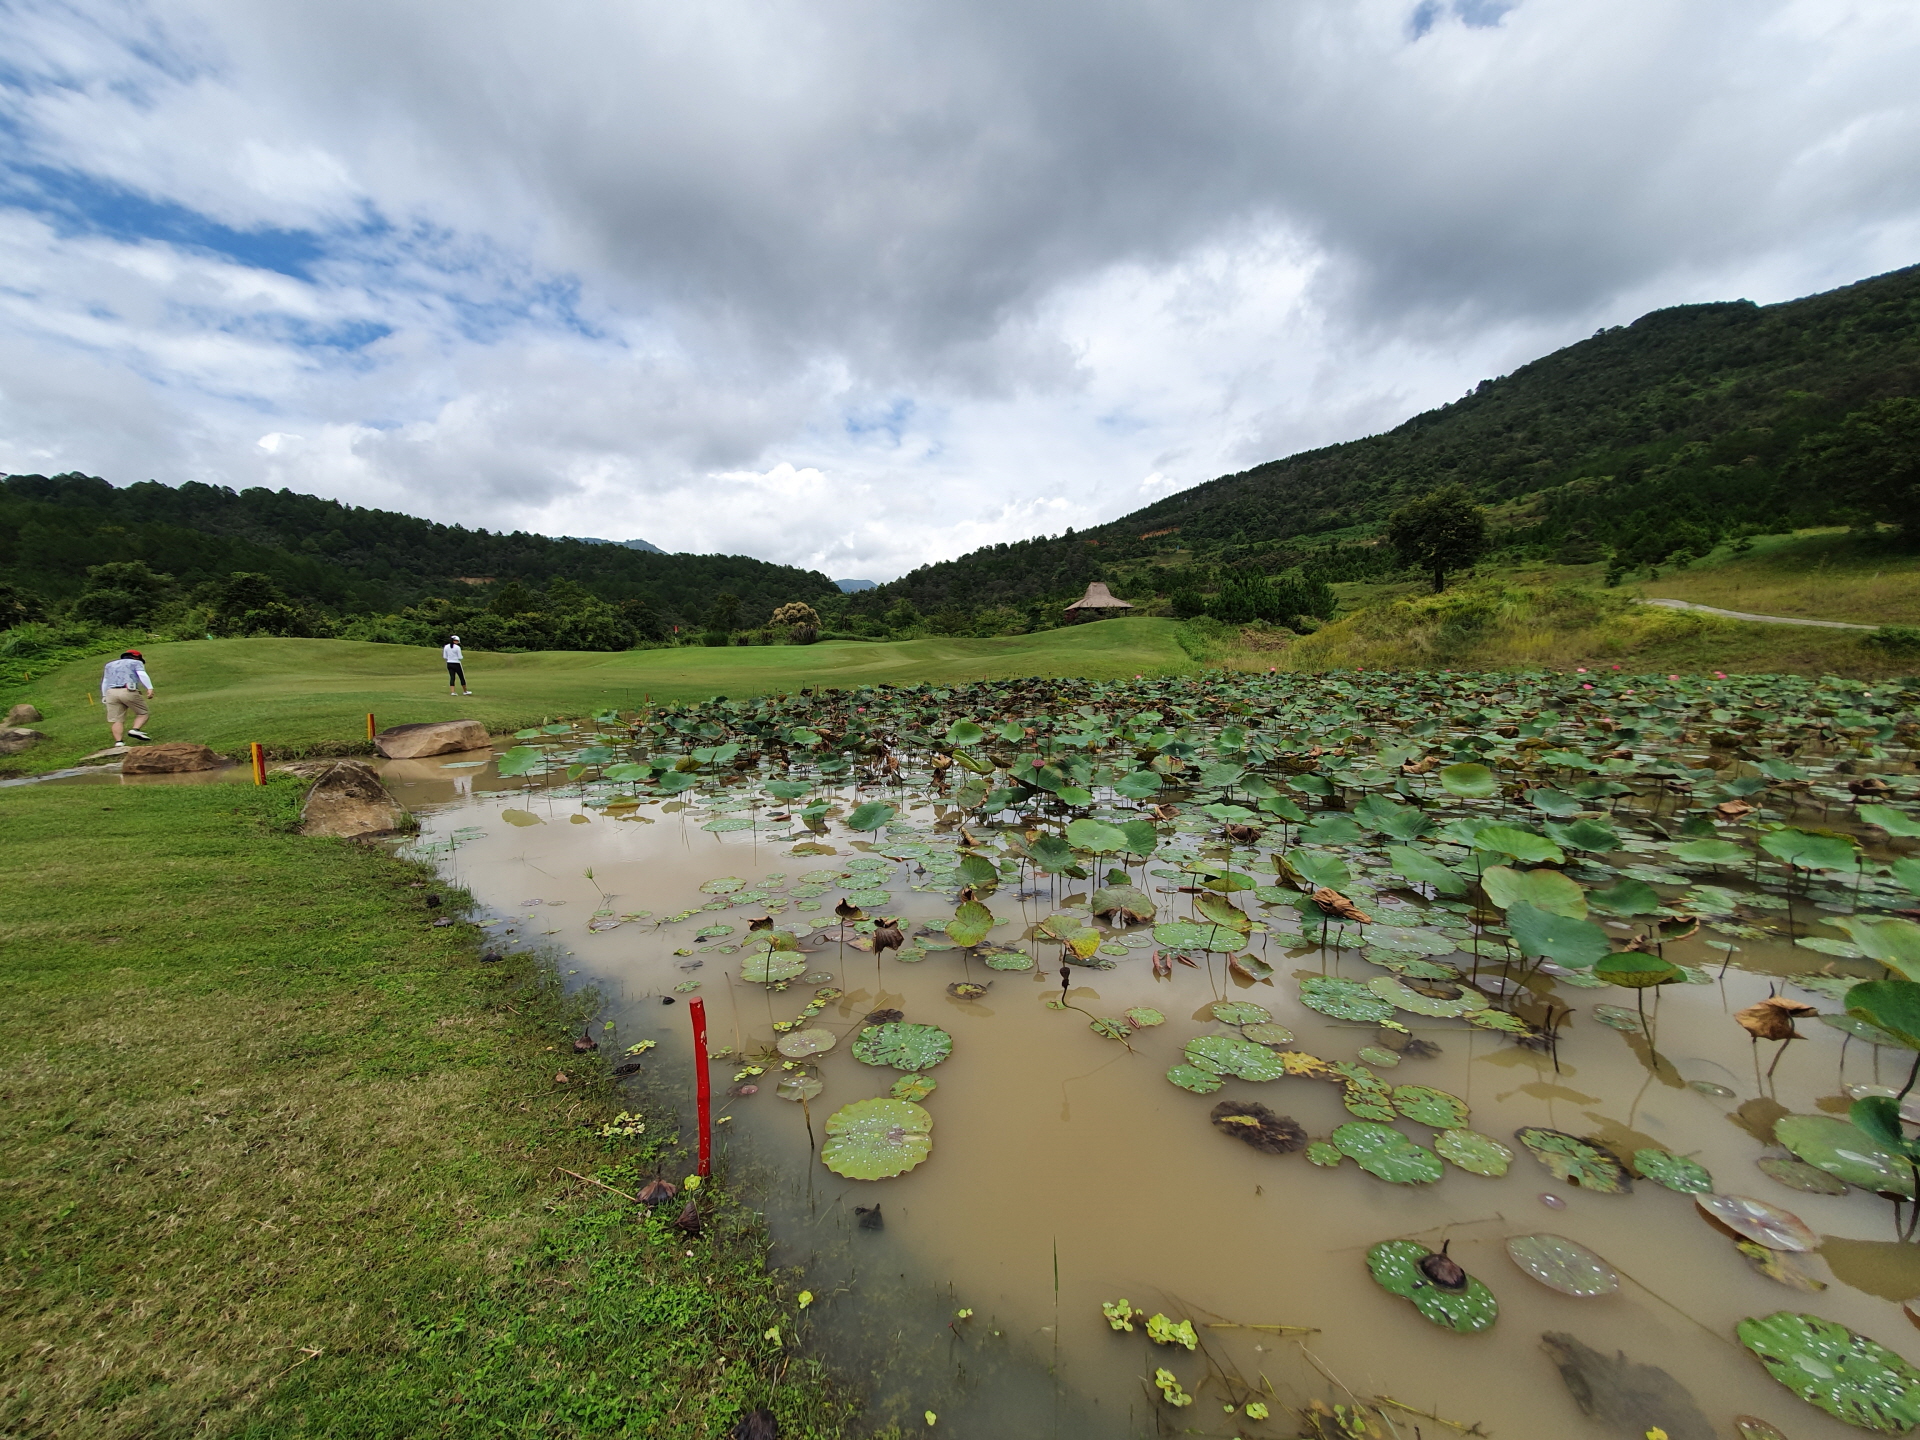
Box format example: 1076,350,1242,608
101,658,152,695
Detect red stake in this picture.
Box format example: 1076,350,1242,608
250,742,267,786
688,996,712,1177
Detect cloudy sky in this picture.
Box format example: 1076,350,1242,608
2,1,1918,581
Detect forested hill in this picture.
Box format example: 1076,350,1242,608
851,261,1920,617
0,472,837,630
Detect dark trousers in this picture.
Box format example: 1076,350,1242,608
447,662,466,686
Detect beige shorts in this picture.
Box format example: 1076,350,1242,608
104,687,148,723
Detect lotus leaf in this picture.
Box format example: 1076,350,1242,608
846,888,894,909
1593,1003,1648,1034
1671,838,1751,867
1822,1013,1917,1049
1366,1239,1498,1331
1152,919,1243,952
1760,828,1860,874
1439,762,1497,799
1507,901,1613,968
700,877,748,894
820,1097,933,1181
1367,925,1459,957
1697,1194,1819,1252
1124,1006,1165,1028
1547,818,1622,853
1242,1022,1295,1045
1482,865,1586,917
1634,1148,1714,1194
1305,1140,1344,1167
1371,954,1463,980
741,952,808,983
1194,893,1253,930
1285,848,1352,890
1596,951,1684,988
1774,1114,1915,1197
1165,1064,1224,1094
1332,1122,1444,1184
1848,979,1920,1047
1737,1238,1828,1293
1089,885,1153,922
1184,1035,1287,1082
1392,1084,1471,1128
1278,1051,1341,1079
1736,1311,1920,1432
1300,976,1398,1023
981,948,1034,971
776,1074,824,1102
846,801,898,832
1859,803,1920,838
1435,1128,1512,1177
850,1022,953,1072
1504,1234,1619,1296
947,900,997,947
1357,1044,1401,1067
1386,845,1468,894
1474,825,1567,865
776,1028,837,1058
1515,1128,1632,1192
1210,1000,1272,1025
702,816,754,832
1588,878,1664,916
1758,1155,1851,1195
1369,975,1489,1019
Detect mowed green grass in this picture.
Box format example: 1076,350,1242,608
5,618,1192,772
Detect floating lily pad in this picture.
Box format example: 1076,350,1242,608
846,888,894,909
699,877,747,894
1366,1239,1498,1331
1242,1022,1296,1046
1125,1006,1166,1028
1357,1045,1401,1067
1166,1064,1225,1094
1465,1009,1541,1039
1757,1155,1851,1196
1184,1035,1287,1081
1737,1239,1828,1293
889,1074,937,1103
1435,1128,1512,1177
1736,1311,1920,1432
1370,954,1464,980
1696,1194,1819,1252
981,948,1034,971
1592,1003,1648,1034
820,1097,932,1180
948,982,991,1000
1515,1128,1633,1192
702,816,755,832
776,1027,837,1058
776,1074,824,1102
1300,975,1398,1023
1332,1122,1444,1184
1504,1233,1619,1296
1370,974,1489,1018
1393,1084,1470,1128
1153,919,1244,952
1635,1148,1714,1194
1210,1000,1272,1025
1305,1140,1344,1167
741,952,808,983
850,1022,953,1072
1774,1114,1916,1198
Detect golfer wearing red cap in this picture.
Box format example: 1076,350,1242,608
100,650,155,748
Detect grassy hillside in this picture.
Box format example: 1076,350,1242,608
2,618,1193,773
852,262,1920,618
1635,526,1920,626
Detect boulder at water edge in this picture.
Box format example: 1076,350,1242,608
374,719,490,760
300,760,407,838
0,727,44,755
6,703,42,725
121,742,223,774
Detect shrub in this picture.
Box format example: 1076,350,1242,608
1867,625,1920,655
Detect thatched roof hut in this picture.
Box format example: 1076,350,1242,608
1064,582,1133,614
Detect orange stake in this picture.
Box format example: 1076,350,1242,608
250,742,266,785
366,712,376,741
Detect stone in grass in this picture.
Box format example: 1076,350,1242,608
374,719,491,759
300,761,408,838
121,741,223,774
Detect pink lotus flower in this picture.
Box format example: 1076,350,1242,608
1582,683,1594,689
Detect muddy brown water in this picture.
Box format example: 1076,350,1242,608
56,751,1920,1436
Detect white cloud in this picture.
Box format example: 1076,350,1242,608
0,0,1917,579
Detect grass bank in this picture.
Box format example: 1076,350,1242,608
1238,579,1911,678
1632,525,1920,625
0,618,1192,776
0,779,859,1439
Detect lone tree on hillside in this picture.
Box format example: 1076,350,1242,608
771,600,821,644
1386,485,1489,592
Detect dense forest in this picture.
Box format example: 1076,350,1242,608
845,261,1920,622
0,472,839,650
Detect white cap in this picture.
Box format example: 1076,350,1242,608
451,634,460,641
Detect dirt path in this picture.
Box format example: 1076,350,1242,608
1640,597,1878,631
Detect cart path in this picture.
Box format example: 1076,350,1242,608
1640,597,1878,631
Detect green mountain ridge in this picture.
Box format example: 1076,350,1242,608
846,261,1920,618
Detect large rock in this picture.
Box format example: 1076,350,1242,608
120,742,223,775
6,703,42,725
0,727,44,756
300,760,407,838
374,719,491,760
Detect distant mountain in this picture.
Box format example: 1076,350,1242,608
844,261,1920,615
835,578,878,593
0,474,837,629
566,536,664,554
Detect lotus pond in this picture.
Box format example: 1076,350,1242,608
394,670,1920,1438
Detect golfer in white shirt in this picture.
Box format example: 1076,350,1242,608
443,636,472,695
